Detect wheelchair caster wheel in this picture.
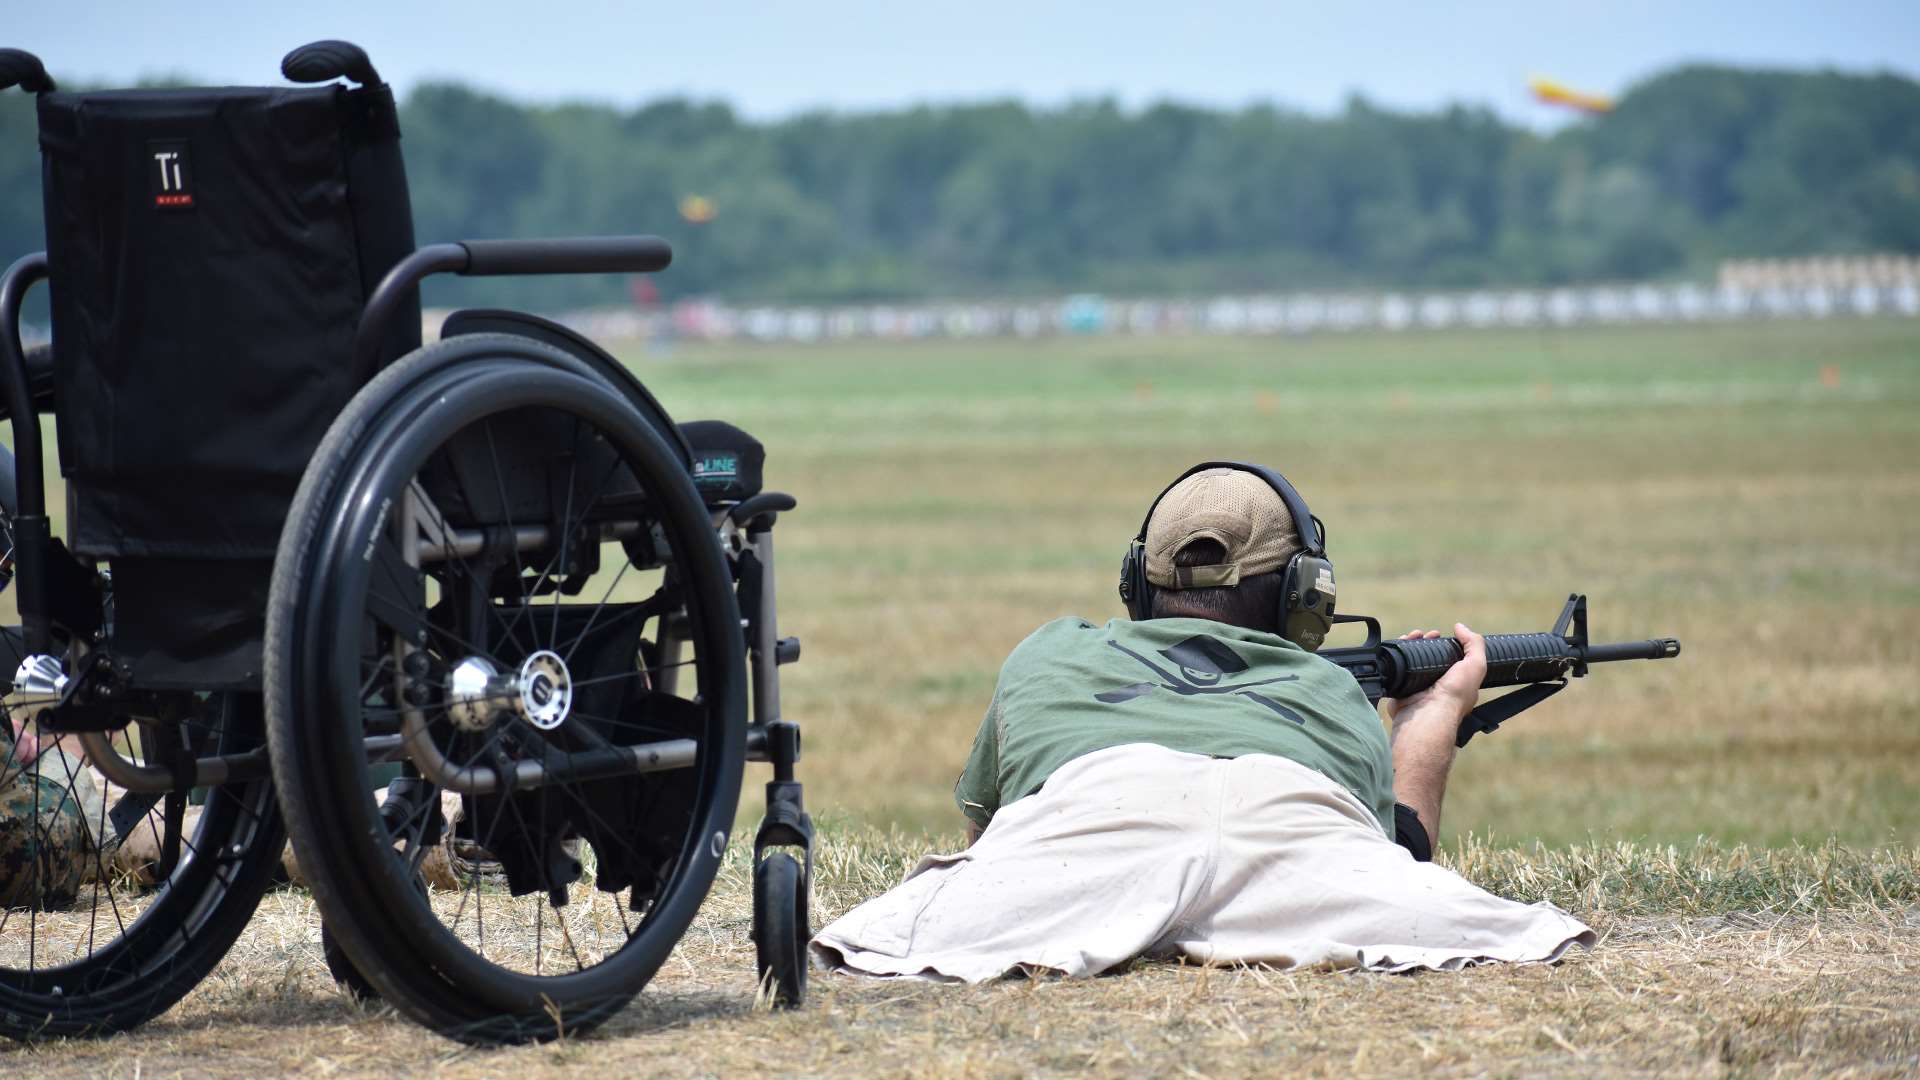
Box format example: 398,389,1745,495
752,851,810,1007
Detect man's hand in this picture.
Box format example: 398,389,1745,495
1382,623,1486,852
5,715,39,767
1380,623,1488,728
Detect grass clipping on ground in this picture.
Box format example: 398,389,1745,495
7,824,1917,1078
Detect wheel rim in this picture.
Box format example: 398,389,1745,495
289,362,744,1016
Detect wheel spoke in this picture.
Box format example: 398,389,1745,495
28,743,39,969
404,476,537,660
548,420,584,654
558,560,635,671
443,724,518,953
44,743,127,952
491,448,628,655
561,670,651,690
482,419,534,645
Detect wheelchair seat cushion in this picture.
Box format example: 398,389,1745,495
37,83,417,561
679,420,764,505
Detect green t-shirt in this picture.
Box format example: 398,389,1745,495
955,616,1395,834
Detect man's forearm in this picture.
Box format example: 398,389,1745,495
1390,703,1459,851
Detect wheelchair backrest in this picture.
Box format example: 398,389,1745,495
37,80,418,562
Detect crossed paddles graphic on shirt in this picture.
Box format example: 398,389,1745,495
1093,635,1307,724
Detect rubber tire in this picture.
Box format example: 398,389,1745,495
752,852,809,1008
321,867,431,1003
321,922,379,1003
265,334,746,1044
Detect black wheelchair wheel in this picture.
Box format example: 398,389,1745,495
0,441,286,1040
751,852,808,1007
0,696,285,1039
265,334,746,1043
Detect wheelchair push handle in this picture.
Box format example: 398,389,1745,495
282,40,382,87
354,237,675,371
461,236,673,277
0,49,55,93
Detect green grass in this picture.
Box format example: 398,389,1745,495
622,318,1920,847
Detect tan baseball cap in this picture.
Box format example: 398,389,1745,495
1144,467,1300,589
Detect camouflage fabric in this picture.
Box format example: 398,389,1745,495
0,765,91,909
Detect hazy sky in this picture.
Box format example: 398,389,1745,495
11,2,1917,124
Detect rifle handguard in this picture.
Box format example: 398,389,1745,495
1379,632,1577,698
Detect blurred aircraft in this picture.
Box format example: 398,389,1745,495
1528,76,1613,114
679,194,717,224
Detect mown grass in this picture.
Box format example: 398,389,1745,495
5,823,1916,1078
4,318,1916,1075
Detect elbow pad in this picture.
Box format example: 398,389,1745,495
1393,802,1433,863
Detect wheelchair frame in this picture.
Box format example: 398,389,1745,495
0,42,814,1044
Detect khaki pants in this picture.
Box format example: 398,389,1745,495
813,743,1595,982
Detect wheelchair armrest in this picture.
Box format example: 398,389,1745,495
355,238,674,371
727,492,797,531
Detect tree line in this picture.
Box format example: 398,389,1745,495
1,63,1915,308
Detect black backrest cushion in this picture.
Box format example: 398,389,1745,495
38,84,416,559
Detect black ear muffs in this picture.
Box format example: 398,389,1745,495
1118,539,1152,621
1118,462,1336,650
1279,553,1336,650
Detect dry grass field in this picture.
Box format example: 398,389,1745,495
5,832,1917,1077
4,317,1918,1075
643,318,1920,847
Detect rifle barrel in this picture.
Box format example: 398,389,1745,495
1370,631,1681,698
1580,637,1681,664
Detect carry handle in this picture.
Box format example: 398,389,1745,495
0,49,55,93
281,40,381,87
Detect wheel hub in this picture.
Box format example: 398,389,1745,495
445,650,574,732
516,650,573,730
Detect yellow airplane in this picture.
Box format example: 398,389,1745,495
679,194,716,224
1529,76,1613,114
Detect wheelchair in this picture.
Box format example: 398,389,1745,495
0,42,813,1043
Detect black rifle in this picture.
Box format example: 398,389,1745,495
1320,594,1680,747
